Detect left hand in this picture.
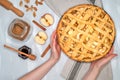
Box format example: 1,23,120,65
50,30,61,62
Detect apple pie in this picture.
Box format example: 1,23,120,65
57,4,115,62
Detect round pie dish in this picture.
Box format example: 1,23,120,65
57,4,116,62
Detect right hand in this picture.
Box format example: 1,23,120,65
83,47,117,80
90,47,117,70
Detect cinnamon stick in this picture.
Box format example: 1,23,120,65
41,44,51,57
32,20,46,31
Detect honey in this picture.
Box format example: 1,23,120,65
18,45,31,59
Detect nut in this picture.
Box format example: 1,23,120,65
24,0,30,3
33,11,36,17
19,0,23,7
35,0,44,6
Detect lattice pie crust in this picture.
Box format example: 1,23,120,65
57,4,115,62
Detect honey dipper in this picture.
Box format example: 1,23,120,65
0,0,24,17
4,44,36,60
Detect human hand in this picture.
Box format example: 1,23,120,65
83,47,117,80
19,32,61,80
49,30,61,62
90,47,117,70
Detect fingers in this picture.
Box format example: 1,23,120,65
106,47,114,57
50,30,56,47
51,30,56,42
52,35,56,51
52,30,56,38
106,54,117,60
90,62,96,69
100,54,117,66
56,44,61,53
53,32,61,53
109,47,114,55
50,30,60,53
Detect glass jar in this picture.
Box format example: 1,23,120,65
18,45,32,59
8,18,32,41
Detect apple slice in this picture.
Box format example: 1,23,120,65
40,14,54,27
34,31,48,44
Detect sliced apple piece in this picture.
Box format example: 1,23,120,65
40,14,54,27
34,31,48,44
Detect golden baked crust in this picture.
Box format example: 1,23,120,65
57,4,115,62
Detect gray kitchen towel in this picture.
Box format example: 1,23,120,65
61,59,112,80
44,0,113,80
